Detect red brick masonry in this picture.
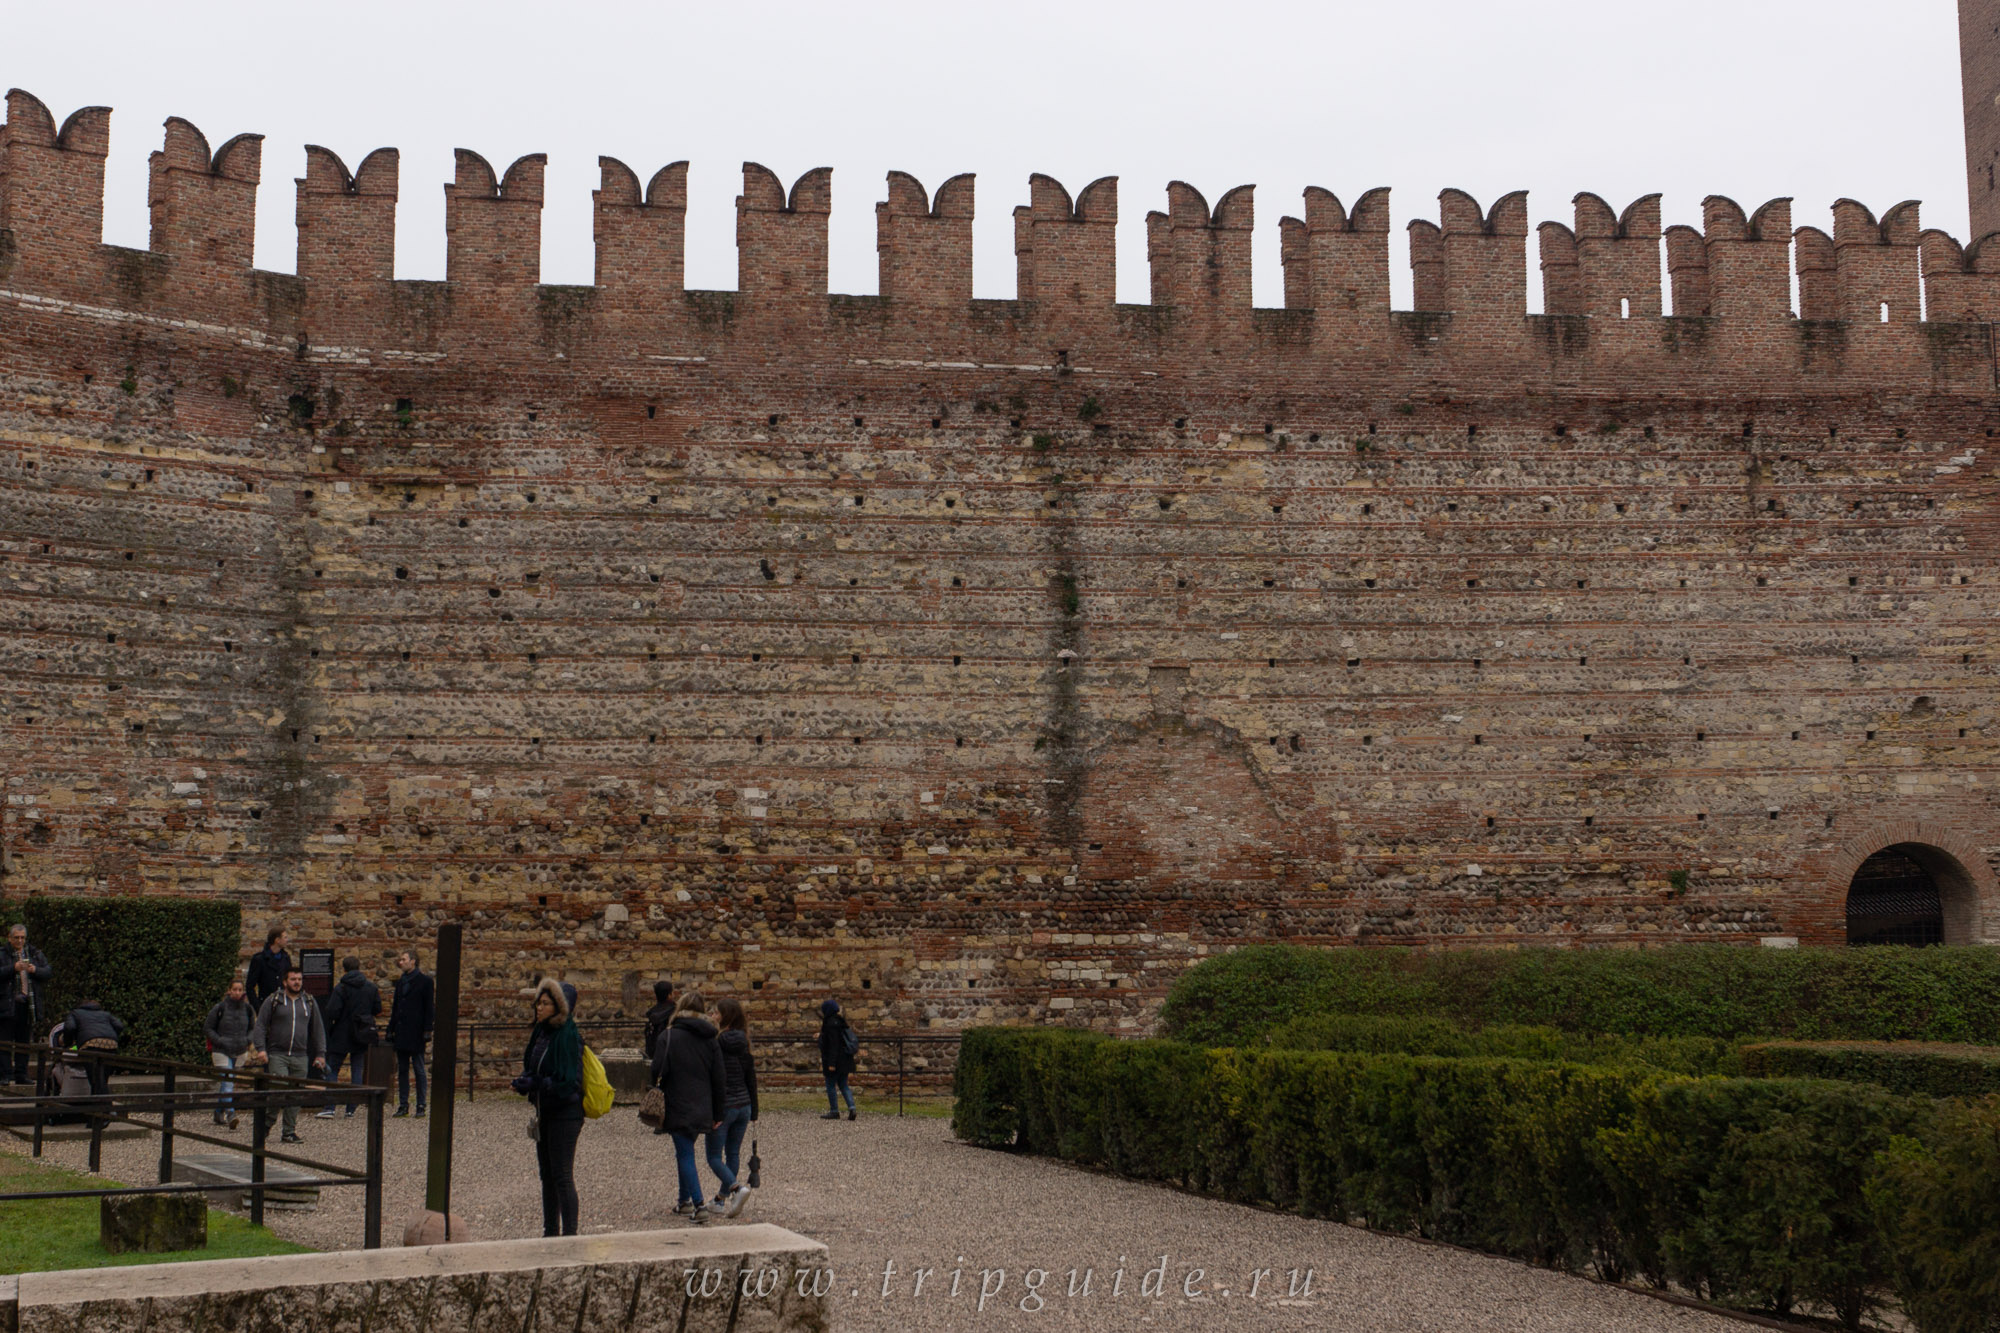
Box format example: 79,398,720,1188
0,87,1994,1030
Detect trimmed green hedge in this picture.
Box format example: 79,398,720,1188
1868,1096,2000,1333
954,1027,1986,1330
1160,943,2000,1048
1741,1042,2000,1101
1265,1013,1742,1075
10,896,241,1063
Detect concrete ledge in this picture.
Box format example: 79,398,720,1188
8,1225,828,1332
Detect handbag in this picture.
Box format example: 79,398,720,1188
638,1086,666,1129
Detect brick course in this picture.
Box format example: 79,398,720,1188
0,85,1995,1032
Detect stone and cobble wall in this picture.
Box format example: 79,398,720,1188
0,88,1996,1031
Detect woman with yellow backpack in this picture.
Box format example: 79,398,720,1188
511,977,602,1237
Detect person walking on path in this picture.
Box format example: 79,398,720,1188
244,927,291,1011
817,998,858,1120
0,922,52,1083
650,990,726,1223
57,998,127,1097
203,978,257,1128
318,957,380,1119
250,966,326,1143
387,950,434,1118
641,980,676,1135
512,977,585,1238
712,996,758,1217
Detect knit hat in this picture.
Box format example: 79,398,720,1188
820,998,840,1017
560,981,578,1015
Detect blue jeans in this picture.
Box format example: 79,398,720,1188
396,1049,428,1110
210,1051,239,1113
325,1050,366,1111
824,1070,854,1113
670,1129,705,1207
708,1105,751,1191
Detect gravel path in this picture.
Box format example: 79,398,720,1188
5,1101,1743,1332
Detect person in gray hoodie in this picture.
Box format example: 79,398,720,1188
203,978,256,1128
249,966,326,1143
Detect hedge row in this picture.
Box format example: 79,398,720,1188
1265,1013,1743,1075
953,1027,1997,1331
1159,943,2000,1048
7,895,242,1063
1741,1041,2000,1101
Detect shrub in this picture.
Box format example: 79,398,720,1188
12,895,241,1063
955,1027,1980,1330
1596,1077,1925,1327
1265,1013,1741,1075
1159,943,2000,1048
1740,1042,2000,1100
1869,1096,2000,1333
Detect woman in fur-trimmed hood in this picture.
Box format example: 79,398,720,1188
512,976,585,1236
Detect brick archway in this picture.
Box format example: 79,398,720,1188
1822,817,1996,946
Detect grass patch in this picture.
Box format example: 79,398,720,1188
0,1149,310,1274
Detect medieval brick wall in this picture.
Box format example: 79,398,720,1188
1,89,1996,1030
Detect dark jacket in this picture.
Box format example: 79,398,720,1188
387,968,434,1053
0,942,52,1023
60,1001,127,1048
250,991,326,1061
244,947,292,1009
718,1027,759,1118
322,970,381,1056
818,1013,857,1076
204,996,256,1056
651,1014,726,1136
521,1023,585,1121
642,1001,676,1062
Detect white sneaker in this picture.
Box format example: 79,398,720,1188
314,1108,337,1119
724,1185,751,1218
689,1203,712,1225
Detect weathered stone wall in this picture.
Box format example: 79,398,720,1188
0,1225,829,1331
0,89,1996,1033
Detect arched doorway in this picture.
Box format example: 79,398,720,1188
1845,842,1980,946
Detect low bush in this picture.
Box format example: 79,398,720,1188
1265,1013,1741,1075
1868,1096,2000,1333
1159,943,2000,1048
955,1027,1985,1330
11,895,241,1063
1740,1042,2000,1100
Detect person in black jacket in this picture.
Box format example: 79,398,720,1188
642,980,676,1061
387,951,434,1118
318,957,381,1119
650,990,726,1223
1,922,53,1083
711,997,759,1217
512,977,585,1237
817,998,857,1120
57,999,127,1097
244,927,291,1010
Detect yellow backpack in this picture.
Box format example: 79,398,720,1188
580,1046,614,1119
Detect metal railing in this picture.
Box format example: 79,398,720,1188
462,1021,962,1115
0,1040,388,1248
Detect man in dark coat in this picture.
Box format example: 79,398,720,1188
387,950,435,1117
817,997,858,1120
57,999,127,1097
316,956,380,1120
244,926,291,1010
1,922,53,1083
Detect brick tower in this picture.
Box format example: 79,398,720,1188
1963,0,2000,237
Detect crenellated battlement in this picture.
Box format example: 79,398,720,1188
4,87,2000,393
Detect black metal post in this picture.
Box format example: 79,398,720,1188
897,1038,906,1118
466,1024,475,1103
364,1088,384,1249
424,922,462,1231
30,1045,44,1157
158,1066,176,1183
249,1073,268,1228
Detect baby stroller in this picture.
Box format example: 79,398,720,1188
41,1030,92,1124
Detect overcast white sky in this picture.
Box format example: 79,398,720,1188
3,1,1968,311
